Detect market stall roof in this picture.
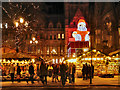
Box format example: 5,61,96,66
78,49,108,61
109,49,120,56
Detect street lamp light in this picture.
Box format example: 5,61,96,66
20,18,24,23
30,37,38,44
15,22,19,27
14,17,28,53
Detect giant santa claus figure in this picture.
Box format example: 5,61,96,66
72,19,90,41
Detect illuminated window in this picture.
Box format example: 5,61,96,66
54,35,56,40
50,35,52,40
58,34,60,40
62,34,64,39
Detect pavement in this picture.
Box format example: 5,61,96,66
1,76,120,88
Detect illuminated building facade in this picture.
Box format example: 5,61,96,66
2,2,120,63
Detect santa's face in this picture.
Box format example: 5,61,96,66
77,22,87,31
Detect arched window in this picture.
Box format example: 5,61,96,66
48,22,53,28
57,22,62,28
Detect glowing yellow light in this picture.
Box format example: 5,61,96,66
85,58,88,60
24,21,28,27
88,58,91,60
32,37,35,41
20,18,24,23
97,51,100,54
92,49,96,52
15,22,19,27
8,60,10,63
30,40,32,44
32,59,35,63
3,59,6,62
35,40,38,44
52,59,55,64
97,58,100,60
93,58,96,60
11,59,14,62
0,59,2,62
63,61,66,64
101,58,103,60
62,57,64,60
112,56,115,57
73,53,76,57
83,54,85,56
56,59,58,63
83,48,89,52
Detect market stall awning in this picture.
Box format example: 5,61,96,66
109,49,120,56
78,49,108,61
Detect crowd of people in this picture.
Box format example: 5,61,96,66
1,60,94,86
82,63,94,80
1,60,76,86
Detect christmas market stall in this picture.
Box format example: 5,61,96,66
0,52,39,81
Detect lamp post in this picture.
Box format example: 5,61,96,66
89,32,93,84
15,17,28,53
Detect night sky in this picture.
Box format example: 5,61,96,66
45,2,64,14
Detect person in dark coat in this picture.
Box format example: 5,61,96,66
85,63,88,80
88,65,91,78
82,64,85,80
60,62,67,86
17,63,21,82
72,63,76,83
29,63,34,84
40,61,48,85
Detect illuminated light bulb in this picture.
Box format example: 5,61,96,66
3,59,6,62
92,49,96,52
5,23,8,28
15,22,19,27
32,59,35,63
83,48,89,52
30,40,32,44
52,59,55,64
20,18,24,23
24,21,28,27
83,54,85,56
56,59,58,64
35,40,38,44
8,60,10,63
32,37,35,41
